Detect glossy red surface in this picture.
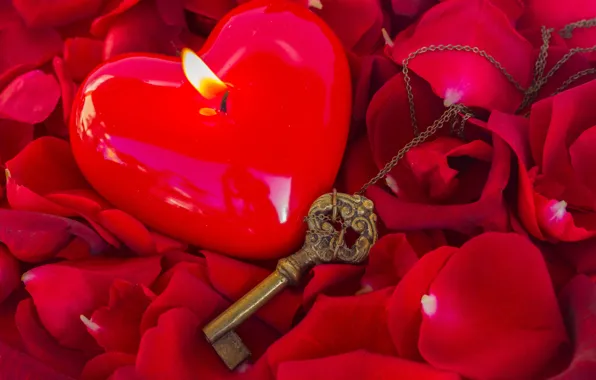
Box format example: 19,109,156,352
70,0,351,259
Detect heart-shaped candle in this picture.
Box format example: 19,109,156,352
70,0,352,259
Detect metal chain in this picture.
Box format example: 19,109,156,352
356,104,467,195
355,18,596,196
559,17,596,39
402,44,526,136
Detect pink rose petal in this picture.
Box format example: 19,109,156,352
0,70,61,124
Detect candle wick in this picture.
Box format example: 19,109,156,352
220,91,229,113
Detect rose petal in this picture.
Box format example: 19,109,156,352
0,70,61,124
155,0,185,26
361,233,418,291
0,119,33,164
388,246,458,360
394,0,437,18
310,0,384,54
0,23,62,87
368,135,512,234
15,298,89,378
90,0,142,36
550,275,596,379
183,0,235,20
0,335,75,380
12,0,103,27
419,233,567,379
23,257,161,351
97,209,157,256
109,366,141,380
52,56,77,124
303,264,364,305
0,209,107,262
81,352,136,380
64,37,105,82
349,53,399,138
141,262,279,361
0,0,20,30
0,245,19,303
203,251,302,333
264,289,396,373
336,136,379,195
367,72,445,176
277,350,461,380
86,280,154,353
136,308,233,380
390,0,534,112
103,1,181,60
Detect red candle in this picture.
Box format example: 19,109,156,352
70,0,352,259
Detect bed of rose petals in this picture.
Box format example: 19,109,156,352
0,0,596,379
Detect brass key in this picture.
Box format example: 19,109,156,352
202,191,378,370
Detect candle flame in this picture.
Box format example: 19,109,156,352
181,48,227,99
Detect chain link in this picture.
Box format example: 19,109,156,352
355,17,596,196
559,17,596,39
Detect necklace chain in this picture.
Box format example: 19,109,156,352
355,17,596,195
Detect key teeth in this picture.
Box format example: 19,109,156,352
210,331,251,370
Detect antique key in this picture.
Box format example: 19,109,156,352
202,191,378,370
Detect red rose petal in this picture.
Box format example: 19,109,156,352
362,233,418,292
556,238,596,274
0,119,33,164
64,37,105,82
569,126,596,193
203,251,302,333
394,0,437,18
419,233,568,379
81,352,136,380
310,0,384,54
0,209,107,262
520,0,596,63
108,366,140,380
0,289,26,349
0,245,20,303
303,264,364,306
23,257,161,351
370,134,511,233
97,209,156,256
12,0,103,28
15,298,89,378
0,337,75,380
91,0,142,36
484,111,532,168
388,246,458,360
264,289,396,373
0,70,61,124
52,56,77,124
336,136,379,195
140,264,226,333
367,72,445,176
86,280,154,353
277,350,461,380
184,0,236,20
550,275,596,379
0,23,62,87
136,308,233,380
0,0,20,30
103,1,181,60
155,0,185,26
390,0,533,112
